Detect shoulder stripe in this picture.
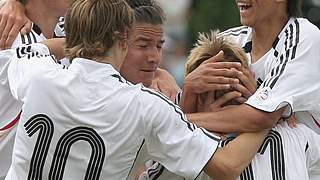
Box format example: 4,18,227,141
21,34,26,44
140,87,196,131
30,31,38,43
262,18,300,89
223,26,248,34
223,30,248,37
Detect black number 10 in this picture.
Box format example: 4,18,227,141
24,114,106,180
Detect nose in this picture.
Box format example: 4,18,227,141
147,46,161,64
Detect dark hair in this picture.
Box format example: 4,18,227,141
287,0,302,17
126,0,165,25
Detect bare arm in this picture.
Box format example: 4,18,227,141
204,129,269,179
0,0,31,49
150,68,181,101
41,38,65,60
187,104,284,133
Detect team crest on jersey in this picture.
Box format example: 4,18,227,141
257,87,271,101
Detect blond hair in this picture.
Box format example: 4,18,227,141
64,0,134,61
185,30,249,104
185,30,248,76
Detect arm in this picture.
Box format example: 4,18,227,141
150,68,181,101
0,0,31,49
204,129,269,179
187,105,284,133
41,38,65,60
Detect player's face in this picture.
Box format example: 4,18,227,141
120,23,164,87
235,0,282,28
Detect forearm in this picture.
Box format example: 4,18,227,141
187,104,282,133
179,90,198,113
204,129,269,179
41,38,65,60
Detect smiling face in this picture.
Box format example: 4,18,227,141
235,0,285,28
120,23,164,87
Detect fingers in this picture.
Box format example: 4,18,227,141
286,115,297,128
210,91,241,109
230,83,252,99
20,19,32,35
234,97,247,104
202,50,224,64
0,15,9,49
5,19,21,49
237,67,256,94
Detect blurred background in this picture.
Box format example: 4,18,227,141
157,0,320,87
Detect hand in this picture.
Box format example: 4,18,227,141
181,51,242,113
0,0,32,49
150,68,181,101
183,51,242,94
230,67,256,103
286,114,297,128
197,91,242,112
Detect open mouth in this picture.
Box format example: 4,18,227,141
238,3,252,10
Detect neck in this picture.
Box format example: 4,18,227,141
25,2,60,38
92,44,126,71
251,15,288,63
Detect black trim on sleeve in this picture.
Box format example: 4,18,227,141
140,87,195,131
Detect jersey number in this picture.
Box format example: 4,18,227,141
25,114,106,180
221,130,286,180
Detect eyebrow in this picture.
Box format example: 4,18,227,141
135,36,165,43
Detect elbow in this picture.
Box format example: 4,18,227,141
206,154,243,180
216,161,242,180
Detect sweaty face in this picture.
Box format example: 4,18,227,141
235,0,280,27
120,23,164,87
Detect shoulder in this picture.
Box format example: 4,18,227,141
219,26,251,48
220,26,249,36
296,18,320,44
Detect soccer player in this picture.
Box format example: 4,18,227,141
140,30,320,180
2,0,271,179
181,0,320,133
0,0,69,178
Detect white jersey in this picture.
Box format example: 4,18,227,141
140,123,320,180
5,43,220,180
0,21,66,179
222,18,320,134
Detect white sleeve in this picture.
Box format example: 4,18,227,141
7,43,61,102
246,28,320,117
0,49,15,85
139,86,220,180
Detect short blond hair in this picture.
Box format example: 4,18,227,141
185,30,249,104
64,0,134,60
185,30,248,76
